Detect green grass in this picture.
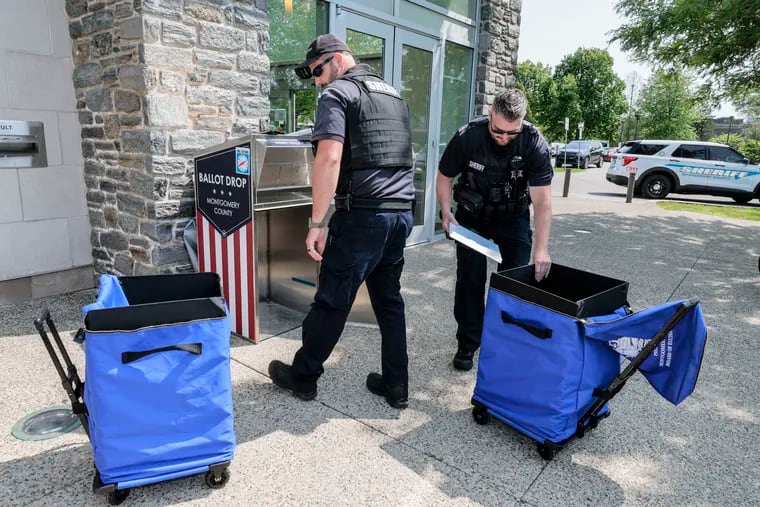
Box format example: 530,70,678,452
553,167,585,173
657,201,760,221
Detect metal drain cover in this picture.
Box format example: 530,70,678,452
12,406,81,441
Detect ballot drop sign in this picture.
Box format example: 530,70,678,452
194,144,252,237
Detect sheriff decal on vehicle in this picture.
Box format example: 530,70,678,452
673,165,751,179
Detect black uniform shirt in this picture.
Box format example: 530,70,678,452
312,64,414,201
439,119,553,187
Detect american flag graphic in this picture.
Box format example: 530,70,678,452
196,211,257,342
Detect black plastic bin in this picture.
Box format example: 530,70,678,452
474,263,703,461
489,263,629,318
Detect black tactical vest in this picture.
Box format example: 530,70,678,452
337,69,414,172
454,117,537,221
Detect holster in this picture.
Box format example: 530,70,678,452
454,184,484,218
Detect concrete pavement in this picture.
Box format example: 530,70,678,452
1,191,759,506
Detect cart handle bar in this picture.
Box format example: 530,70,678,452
33,307,90,438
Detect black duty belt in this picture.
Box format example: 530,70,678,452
334,195,412,211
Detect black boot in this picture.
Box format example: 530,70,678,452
366,372,408,409
268,360,317,401
452,348,474,371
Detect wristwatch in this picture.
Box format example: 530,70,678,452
308,217,326,229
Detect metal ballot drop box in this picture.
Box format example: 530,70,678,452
193,135,372,342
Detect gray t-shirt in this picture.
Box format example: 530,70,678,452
312,64,414,201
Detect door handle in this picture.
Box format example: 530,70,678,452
714,163,725,167
669,158,680,161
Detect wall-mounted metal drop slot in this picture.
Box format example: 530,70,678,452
0,120,47,168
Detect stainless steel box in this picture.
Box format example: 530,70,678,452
194,134,373,342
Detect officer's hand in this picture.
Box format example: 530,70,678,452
305,226,326,261
441,212,458,235
533,251,551,282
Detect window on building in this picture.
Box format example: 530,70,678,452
268,0,328,134
416,0,477,19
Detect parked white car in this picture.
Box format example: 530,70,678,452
549,142,565,157
606,140,760,203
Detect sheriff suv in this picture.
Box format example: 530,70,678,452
606,140,760,203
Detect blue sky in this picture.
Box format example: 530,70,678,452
517,0,736,117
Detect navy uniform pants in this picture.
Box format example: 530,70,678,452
454,214,532,353
292,209,413,387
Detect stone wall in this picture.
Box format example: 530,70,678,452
475,0,521,114
66,0,269,276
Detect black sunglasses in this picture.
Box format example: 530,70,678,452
489,122,523,136
312,55,334,78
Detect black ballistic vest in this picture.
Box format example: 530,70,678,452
338,70,414,173
454,117,535,221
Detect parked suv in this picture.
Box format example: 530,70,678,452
556,140,604,169
549,142,565,157
606,140,760,203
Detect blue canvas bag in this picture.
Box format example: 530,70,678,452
473,264,706,447
583,299,707,405
473,285,622,444
82,273,236,488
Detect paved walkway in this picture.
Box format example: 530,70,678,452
1,194,758,506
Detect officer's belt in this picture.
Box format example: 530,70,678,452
334,195,412,211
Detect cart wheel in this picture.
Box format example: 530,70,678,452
536,443,556,461
205,468,230,489
472,404,489,425
106,489,129,505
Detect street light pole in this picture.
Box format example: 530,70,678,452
726,116,734,145
563,116,569,168
562,117,571,198
577,121,584,169
634,113,640,140
625,82,635,141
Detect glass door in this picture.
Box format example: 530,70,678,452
336,13,393,82
335,12,440,244
393,30,438,244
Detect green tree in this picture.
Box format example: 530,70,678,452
692,107,716,141
736,92,760,141
515,61,556,132
709,134,760,163
635,69,702,140
540,75,582,142
610,0,760,100
551,48,628,143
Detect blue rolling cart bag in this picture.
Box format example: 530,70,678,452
472,264,707,460
35,273,236,505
